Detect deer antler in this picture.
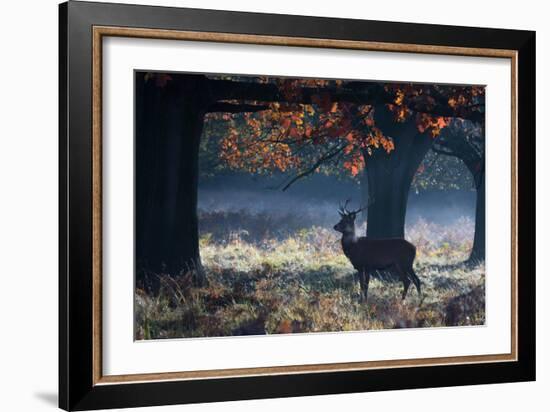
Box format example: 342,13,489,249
350,204,366,215
339,198,366,216
338,199,350,216
343,199,351,213
339,199,361,216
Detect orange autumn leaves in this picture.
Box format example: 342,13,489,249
217,107,305,175
385,84,451,137
219,121,296,174
216,101,391,178
416,114,450,137
213,82,482,179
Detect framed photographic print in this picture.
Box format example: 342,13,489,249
59,1,535,410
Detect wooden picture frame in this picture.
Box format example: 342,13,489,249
59,1,535,410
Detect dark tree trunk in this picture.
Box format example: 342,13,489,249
462,151,486,264
135,74,208,285
364,105,433,239
469,169,485,263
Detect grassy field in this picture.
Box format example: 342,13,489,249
135,214,485,340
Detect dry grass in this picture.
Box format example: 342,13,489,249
135,216,484,340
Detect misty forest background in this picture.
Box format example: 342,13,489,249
135,73,486,339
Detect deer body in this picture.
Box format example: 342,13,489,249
334,201,421,303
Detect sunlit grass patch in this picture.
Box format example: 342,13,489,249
135,218,484,340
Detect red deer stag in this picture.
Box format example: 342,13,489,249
333,200,421,303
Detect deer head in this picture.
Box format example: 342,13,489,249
333,199,365,234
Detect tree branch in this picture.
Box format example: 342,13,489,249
432,145,458,157
281,145,346,191
207,79,281,102
206,77,484,126
207,102,270,113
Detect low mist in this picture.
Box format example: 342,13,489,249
198,173,476,230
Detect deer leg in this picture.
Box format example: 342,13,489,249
356,270,365,302
353,270,361,287
391,264,410,300
401,277,411,300
409,268,422,296
361,270,371,304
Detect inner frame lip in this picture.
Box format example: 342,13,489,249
92,25,518,386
